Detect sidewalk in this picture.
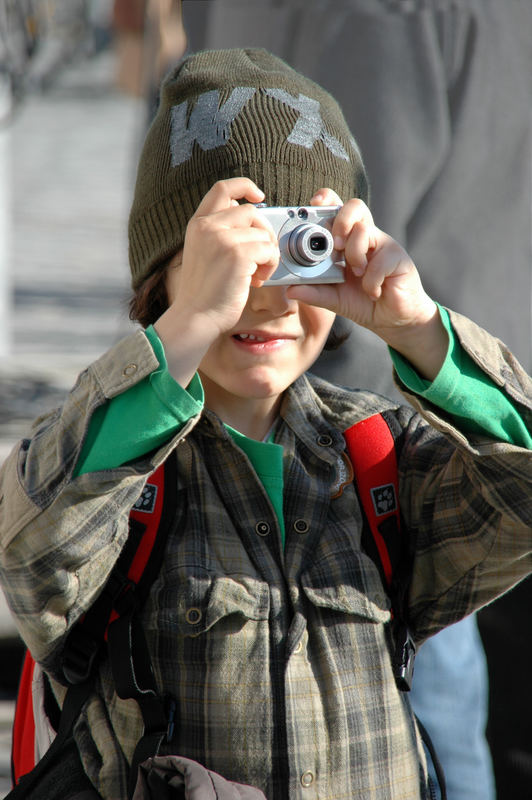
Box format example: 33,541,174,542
0,45,144,797
0,43,142,448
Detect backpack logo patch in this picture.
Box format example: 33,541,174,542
370,484,397,516
133,483,158,514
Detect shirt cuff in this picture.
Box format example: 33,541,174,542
389,305,456,401
145,325,204,418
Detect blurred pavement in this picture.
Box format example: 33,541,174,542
0,45,144,796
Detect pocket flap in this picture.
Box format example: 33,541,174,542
176,570,270,637
301,551,391,624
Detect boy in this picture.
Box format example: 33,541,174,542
1,48,531,800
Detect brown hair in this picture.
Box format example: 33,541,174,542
128,262,169,329
129,267,349,351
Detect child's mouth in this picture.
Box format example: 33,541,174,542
232,333,290,351
234,333,268,342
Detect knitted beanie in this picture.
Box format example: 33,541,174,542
128,48,368,289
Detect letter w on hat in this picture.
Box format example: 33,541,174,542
170,87,256,166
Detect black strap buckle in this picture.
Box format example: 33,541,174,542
393,622,416,692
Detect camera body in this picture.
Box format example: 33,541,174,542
256,205,344,285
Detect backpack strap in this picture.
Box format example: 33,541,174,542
344,411,447,799
61,455,172,686
105,454,180,797
344,410,402,590
9,453,178,797
11,651,37,786
344,410,415,691
9,670,93,799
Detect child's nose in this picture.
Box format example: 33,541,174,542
248,284,296,315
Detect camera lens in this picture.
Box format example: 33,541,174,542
288,224,334,266
310,235,327,252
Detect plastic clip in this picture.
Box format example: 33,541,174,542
393,623,416,692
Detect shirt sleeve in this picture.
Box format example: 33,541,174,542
390,306,532,449
75,326,204,476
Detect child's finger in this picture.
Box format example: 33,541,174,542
193,177,265,217
309,188,343,207
343,219,375,277
360,233,409,299
239,240,280,270
189,199,277,245
332,198,374,252
286,282,339,311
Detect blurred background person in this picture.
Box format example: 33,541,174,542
112,0,185,108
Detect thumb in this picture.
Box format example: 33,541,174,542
286,283,339,311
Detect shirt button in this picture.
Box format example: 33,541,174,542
185,607,202,625
294,641,303,654
317,433,333,447
255,521,271,536
123,363,138,377
300,771,314,788
293,519,309,534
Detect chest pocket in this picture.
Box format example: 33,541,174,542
150,568,272,703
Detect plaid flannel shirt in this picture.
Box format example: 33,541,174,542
1,310,531,799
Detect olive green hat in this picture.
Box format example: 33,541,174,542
128,47,368,289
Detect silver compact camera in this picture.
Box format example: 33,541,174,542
256,205,344,285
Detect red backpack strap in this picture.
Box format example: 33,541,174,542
61,456,171,685
344,410,415,691
11,650,37,785
344,410,402,592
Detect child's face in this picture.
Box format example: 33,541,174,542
197,282,335,423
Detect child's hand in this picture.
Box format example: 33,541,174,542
154,178,279,387
287,189,448,379
168,177,279,338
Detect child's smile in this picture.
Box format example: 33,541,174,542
232,328,299,353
